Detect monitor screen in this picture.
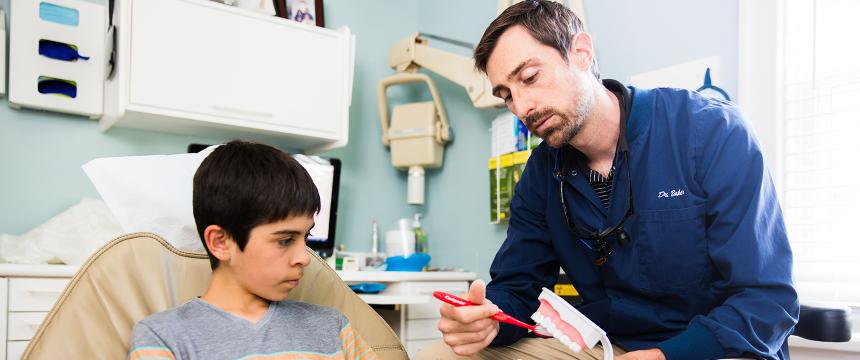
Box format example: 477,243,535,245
188,144,341,258
292,155,341,258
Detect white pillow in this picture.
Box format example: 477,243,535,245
82,146,219,252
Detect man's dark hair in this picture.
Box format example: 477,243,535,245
474,0,599,79
193,140,320,270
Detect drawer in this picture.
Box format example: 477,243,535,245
406,338,439,357
403,281,469,296
9,278,70,312
8,312,48,341
407,302,444,320
7,341,28,360
405,281,468,320
405,318,443,340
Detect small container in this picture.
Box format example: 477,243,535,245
385,219,415,257
413,213,428,253
385,253,431,272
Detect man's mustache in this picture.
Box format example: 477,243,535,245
524,108,562,128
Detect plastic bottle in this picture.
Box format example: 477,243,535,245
367,220,384,268
413,213,428,253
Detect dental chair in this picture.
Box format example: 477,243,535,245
794,304,853,342
21,232,408,360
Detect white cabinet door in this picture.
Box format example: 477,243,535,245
406,338,439,358
0,279,7,360
128,0,238,124
231,14,346,137
128,0,347,140
7,313,48,341
7,341,27,360
405,281,468,320
8,279,70,312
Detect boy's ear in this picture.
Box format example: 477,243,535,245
204,225,233,263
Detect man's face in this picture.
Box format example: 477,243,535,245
229,215,313,302
486,25,594,148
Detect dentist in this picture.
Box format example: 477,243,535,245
418,1,798,359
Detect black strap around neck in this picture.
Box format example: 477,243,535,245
560,79,632,174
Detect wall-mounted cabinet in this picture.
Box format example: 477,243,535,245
103,0,355,152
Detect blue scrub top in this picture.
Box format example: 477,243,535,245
486,84,799,360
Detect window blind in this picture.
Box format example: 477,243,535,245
782,0,860,305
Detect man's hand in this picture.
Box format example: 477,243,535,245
437,279,501,356
615,348,666,360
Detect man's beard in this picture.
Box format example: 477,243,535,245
525,88,594,148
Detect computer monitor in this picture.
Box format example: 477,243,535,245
188,144,341,258
293,155,341,258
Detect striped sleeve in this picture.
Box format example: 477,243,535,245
128,322,177,360
339,323,378,360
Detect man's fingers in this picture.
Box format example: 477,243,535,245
449,325,499,357
439,300,499,322
436,281,500,354
438,317,496,334
440,303,500,325
468,279,487,305
443,320,497,345
442,331,487,347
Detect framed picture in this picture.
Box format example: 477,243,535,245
275,0,324,27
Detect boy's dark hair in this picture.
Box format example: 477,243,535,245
193,140,321,270
473,0,599,79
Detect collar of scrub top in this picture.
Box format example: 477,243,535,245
696,67,731,101
557,79,634,266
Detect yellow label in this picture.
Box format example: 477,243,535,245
554,284,579,297
513,150,530,164
488,154,516,169
500,154,514,167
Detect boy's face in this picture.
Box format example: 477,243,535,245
229,215,313,302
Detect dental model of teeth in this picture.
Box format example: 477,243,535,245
531,287,614,360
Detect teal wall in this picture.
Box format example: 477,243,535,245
586,0,739,96
323,0,507,281
0,0,228,235
1,0,738,281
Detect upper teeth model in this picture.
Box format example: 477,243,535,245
531,288,614,360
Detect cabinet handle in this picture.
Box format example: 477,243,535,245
27,289,62,296
211,105,273,118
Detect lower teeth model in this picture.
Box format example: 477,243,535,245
531,287,614,360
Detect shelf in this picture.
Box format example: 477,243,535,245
336,271,477,283
0,264,79,278
356,294,429,305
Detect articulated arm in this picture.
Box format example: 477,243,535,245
388,33,504,109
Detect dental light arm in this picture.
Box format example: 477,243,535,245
378,72,449,147
387,33,504,109
379,33,502,205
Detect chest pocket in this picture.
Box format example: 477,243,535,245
635,204,708,294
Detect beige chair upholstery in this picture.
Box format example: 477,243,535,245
23,232,407,360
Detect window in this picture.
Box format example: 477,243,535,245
781,0,860,305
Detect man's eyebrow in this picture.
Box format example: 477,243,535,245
492,59,531,97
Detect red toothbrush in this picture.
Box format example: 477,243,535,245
433,291,552,337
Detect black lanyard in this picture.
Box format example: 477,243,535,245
557,79,634,265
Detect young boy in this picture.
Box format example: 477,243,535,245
128,140,378,360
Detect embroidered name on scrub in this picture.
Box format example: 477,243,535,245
658,189,686,198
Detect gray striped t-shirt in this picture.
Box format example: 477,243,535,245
128,298,377,360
